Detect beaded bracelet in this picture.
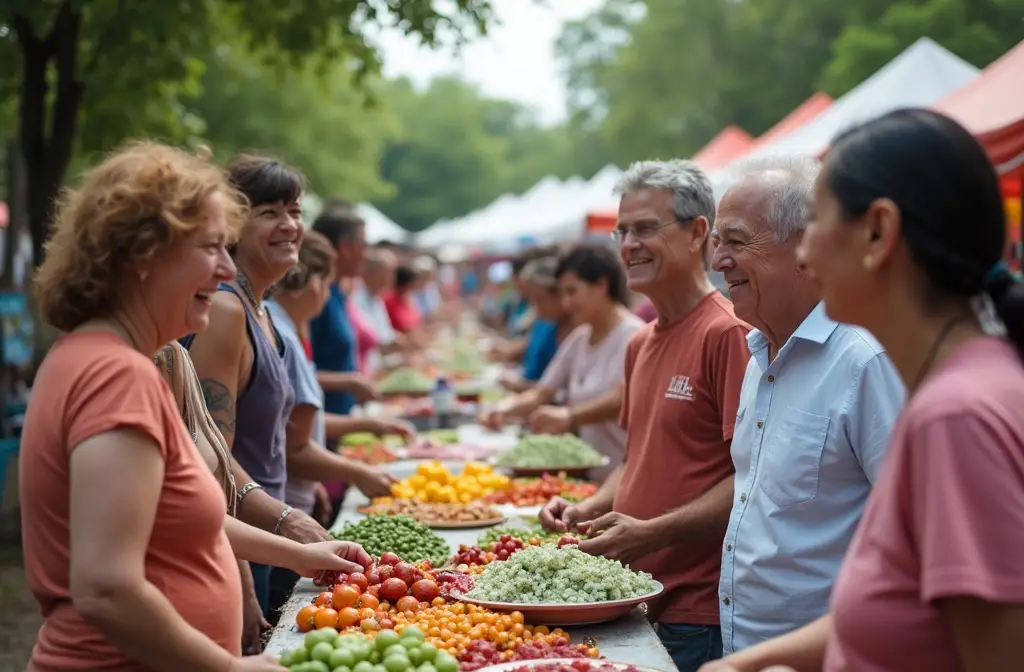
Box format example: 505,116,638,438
273,505,294,535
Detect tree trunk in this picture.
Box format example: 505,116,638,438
12,1,85,372
2,141,27,290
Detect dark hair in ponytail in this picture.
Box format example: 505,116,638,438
824,108,1024,356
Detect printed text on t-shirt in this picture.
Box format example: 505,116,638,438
666,374,695,401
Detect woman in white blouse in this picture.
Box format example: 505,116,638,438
480,243,642,480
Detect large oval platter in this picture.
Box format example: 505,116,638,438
455,581,663,626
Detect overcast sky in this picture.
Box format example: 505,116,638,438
372,0,604,125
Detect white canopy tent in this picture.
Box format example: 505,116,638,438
462,176,590,249
714,37,979,191
512,164,624,243
356,203,410,244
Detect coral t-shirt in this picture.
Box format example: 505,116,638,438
614,292,751,624
19,332,242,670
826,337,1024,671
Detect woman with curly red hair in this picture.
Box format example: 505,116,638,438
20,141,368,671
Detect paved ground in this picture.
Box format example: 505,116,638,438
0,537,39,671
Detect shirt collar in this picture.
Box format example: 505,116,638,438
747,302,838,354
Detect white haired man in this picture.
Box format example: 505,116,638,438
540,159,751,671
707,157,905,656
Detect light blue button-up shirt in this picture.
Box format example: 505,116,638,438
719,303,905,654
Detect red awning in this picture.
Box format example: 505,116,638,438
691,125,754,171
750,92,833,150
935,39,1024,176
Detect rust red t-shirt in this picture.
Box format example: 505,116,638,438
20,332,242,669
614,292,750,624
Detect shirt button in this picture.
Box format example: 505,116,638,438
726,544,732,552
756,421,763,429
739,493,747,503
767,375,775,382
723,597,731,606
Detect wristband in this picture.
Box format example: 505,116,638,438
273,505,295,535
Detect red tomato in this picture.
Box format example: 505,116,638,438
313,591,334,607
347,572,369,592
411,579,440,603
380,552,402,566
380,577,409,603
393,562,417,586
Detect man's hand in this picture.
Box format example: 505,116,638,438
312,483,334,528
527,406,572,435
479,408,505,432
348,375,381,403
372,418,416,442
239,568,268,655
538,496,590,533
576,512,658,567
279,508,331,543
351,464,397,498
293,540,373,578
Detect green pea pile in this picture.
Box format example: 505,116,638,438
496,434,604,468
279,626,459,672
331,515,450,567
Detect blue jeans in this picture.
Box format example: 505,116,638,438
657,623,723,672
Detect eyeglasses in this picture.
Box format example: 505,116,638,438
610,217,695,243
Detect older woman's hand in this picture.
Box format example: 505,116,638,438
279,508,331,544
292,540,372,578
372,418,416,443
351,463,397,498
527,405,573,435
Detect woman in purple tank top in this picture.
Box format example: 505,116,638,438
185,155,321,643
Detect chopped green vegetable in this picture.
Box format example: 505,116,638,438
465,545,656,603
496,434,604,468
379,368,435,395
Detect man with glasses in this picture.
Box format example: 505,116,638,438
540,159,751,672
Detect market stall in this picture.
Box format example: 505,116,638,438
264,421,678,671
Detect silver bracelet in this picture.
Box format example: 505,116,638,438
237,482,263,506
273,505,294,535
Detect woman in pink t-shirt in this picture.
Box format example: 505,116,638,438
479,243,642,481
702,110,1024,672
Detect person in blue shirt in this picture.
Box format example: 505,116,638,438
308,204,380,415
500,255,574,392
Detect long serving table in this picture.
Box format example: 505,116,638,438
264,424,678,671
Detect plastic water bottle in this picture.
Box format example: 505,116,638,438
432,376,456,429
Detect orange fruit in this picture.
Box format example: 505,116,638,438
296,605,319,632
357,593,380,611
314,607,339,629
337,606,360,629
332,584,360,610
